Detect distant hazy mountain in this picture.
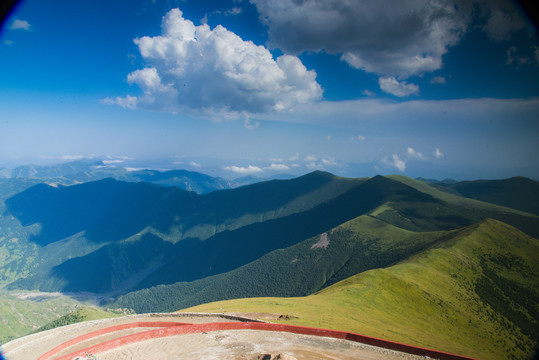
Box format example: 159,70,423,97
0,160,233,200
131,169,231,193
0,160,103,179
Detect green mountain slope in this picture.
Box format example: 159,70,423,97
382,175,539,238
11,233,174,294
182,219,539,360
6,175,425,293
5,171,537,298
112,215,452,312
4,171,362,246
0,292,83,343
132,175,440,288
2,171,539,356
1,171,367,293
5,179,183,246
33,306,123,333
443,176,539,215
389,174,529,211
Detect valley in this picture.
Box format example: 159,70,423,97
0,162,537,359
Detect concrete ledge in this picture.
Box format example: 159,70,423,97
50,321,479,360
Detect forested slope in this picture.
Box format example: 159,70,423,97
182,219,539,360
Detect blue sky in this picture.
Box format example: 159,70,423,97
0,0,538,180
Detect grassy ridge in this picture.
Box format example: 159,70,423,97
0,292,81,343
181,219,538,360
112,173,539,314
443,176,539,215
388,175,533,214
33,307,123,333
0,294,129,343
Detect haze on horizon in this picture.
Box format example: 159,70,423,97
1,0,538,180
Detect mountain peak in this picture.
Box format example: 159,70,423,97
295,170,336,180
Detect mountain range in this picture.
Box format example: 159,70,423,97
0,165,537,359
184,218,538,360
0,159,298,200
0,160,233,199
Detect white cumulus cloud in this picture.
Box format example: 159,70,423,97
434,148,445,159
107,8,322,117
430,76,446,84
407,147,426,160
59,155,85,161
265,163,290,171
321,157,337,166
383,154,406,172
101,95,138,110
362,89,375,97
378,77,419,97
102,159,125,165
288,153,300,161
11,19,31,31
243,116,260,130
305,162,321,170
202,6,243,24
351,135,366,141
224,165,264,174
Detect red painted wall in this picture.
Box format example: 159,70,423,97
41,321,478,360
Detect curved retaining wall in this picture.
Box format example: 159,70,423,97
47,321,479,360
37,322,190,360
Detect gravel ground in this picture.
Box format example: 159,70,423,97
98,329,430,360
3,313,432,360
